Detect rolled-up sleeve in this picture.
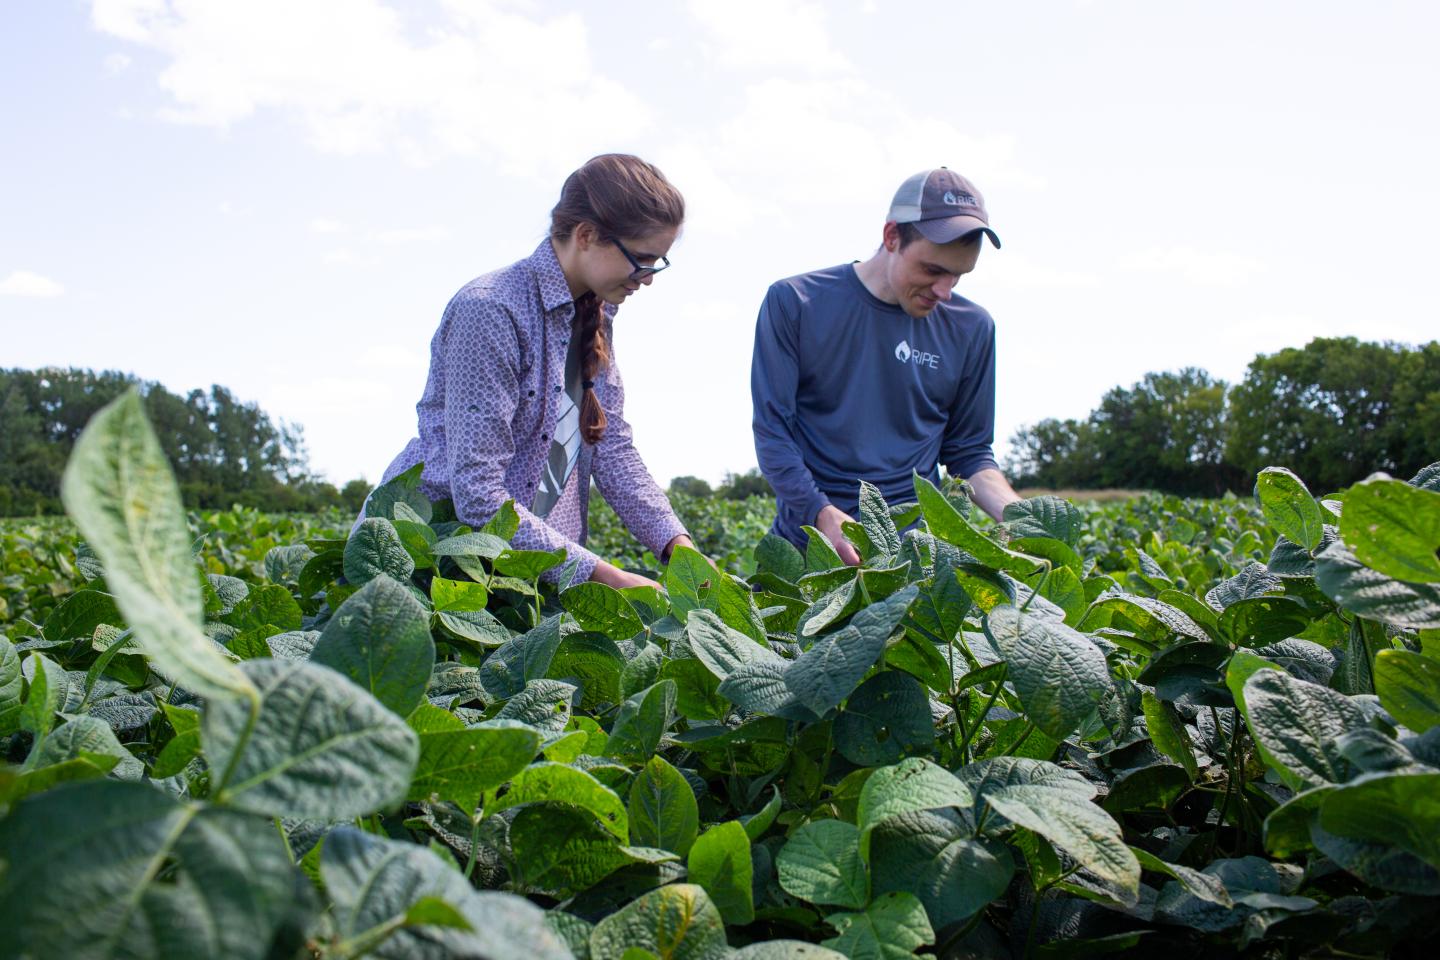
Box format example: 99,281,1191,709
442,294,601,582
940,322,1000,479
590,331,688,560
751,284,831,525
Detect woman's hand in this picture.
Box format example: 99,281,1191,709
590,560,662,591
661,534,695,562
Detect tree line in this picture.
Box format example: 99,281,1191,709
0,368,369,516
1004,336,1440,496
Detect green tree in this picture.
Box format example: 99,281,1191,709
1226,337,1434,492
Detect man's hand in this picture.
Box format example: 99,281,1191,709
816,504,862,566
967,467,1024,522
590,560,662,591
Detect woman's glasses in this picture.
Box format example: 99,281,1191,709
611,237,671,280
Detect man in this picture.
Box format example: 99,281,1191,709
751,167,1023,565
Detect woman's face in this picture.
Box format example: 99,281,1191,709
582,224,679,306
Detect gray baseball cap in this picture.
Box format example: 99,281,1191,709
887,167,1001,248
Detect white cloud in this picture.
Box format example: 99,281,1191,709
103,52,132,74
688,0,851,75
0,271,65,298
309,217,346,234
982,254,1102,290
89,0,652,177
1117,246,1266,287
369,225,450,245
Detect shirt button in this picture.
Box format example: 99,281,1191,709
554,385,562,393
527,389,535,397
541,433,549,440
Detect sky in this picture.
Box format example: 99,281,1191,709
3,0,1438,490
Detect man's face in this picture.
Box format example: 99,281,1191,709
885,226,983,318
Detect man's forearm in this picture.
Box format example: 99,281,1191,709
966,467,1024,522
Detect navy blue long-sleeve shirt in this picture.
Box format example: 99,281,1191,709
751,263,1000,546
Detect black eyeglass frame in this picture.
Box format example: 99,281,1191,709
609,237,671,280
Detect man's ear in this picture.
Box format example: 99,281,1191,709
881,221,901,253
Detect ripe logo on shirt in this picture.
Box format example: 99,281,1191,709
895,339,941,369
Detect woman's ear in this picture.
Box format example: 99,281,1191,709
573,221,599,251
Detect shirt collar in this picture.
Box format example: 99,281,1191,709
530,238,576,315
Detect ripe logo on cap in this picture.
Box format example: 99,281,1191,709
942,190,977,207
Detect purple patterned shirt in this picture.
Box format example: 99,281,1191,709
380,238,688,583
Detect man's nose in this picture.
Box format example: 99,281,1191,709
641,273,656,286
933,276,957,299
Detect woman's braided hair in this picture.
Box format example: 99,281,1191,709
549,155,684,444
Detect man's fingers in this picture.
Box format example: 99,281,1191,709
838,541,862,566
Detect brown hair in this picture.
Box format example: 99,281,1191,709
550,154,685,444
895,221,985,250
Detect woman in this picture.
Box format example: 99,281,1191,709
376,154,693,590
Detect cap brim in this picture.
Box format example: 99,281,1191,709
914,216,1001,249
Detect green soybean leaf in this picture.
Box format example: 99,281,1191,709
409,723,541,813
1239,667,1365,790
562,582,647,641
822,890,934,960
687,821,754,924
1314,539,1440,630
984,784,1141,905
24,715,143,781
858,481,901,560
1141,691,1198,780
987,604,1110,740
803,525,845,572
311,574,435,719
1374,648,1440,732
0,637,23,736
206,658,419,819
628,755,700,856
345,517,416,586
857,757,972,860
789,585,918,717
488,761,627,841
914,473,1045,577
153,701,203,779
869,808,1014,929
41,589,122,644
509,803,669,899
776,818,868,909
755,533,805,583
740,785,782,842
834,670,935,767
494,547,567,579
19,651,63,738
907,551,971,645
323,825,569,960
685,609,781,680
494,679,577,735
1004,495,1083,546
0,780,296,960
480,615,565,701
1340,476,1440,583
430,531,507,560
588,883,729,960
1255,467,1325,552
732,944,846,959
431,576,488,612
226,583,303,634
606,680,677,761
59,390,254,702
550,633,625,710
1319,771,1440,870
